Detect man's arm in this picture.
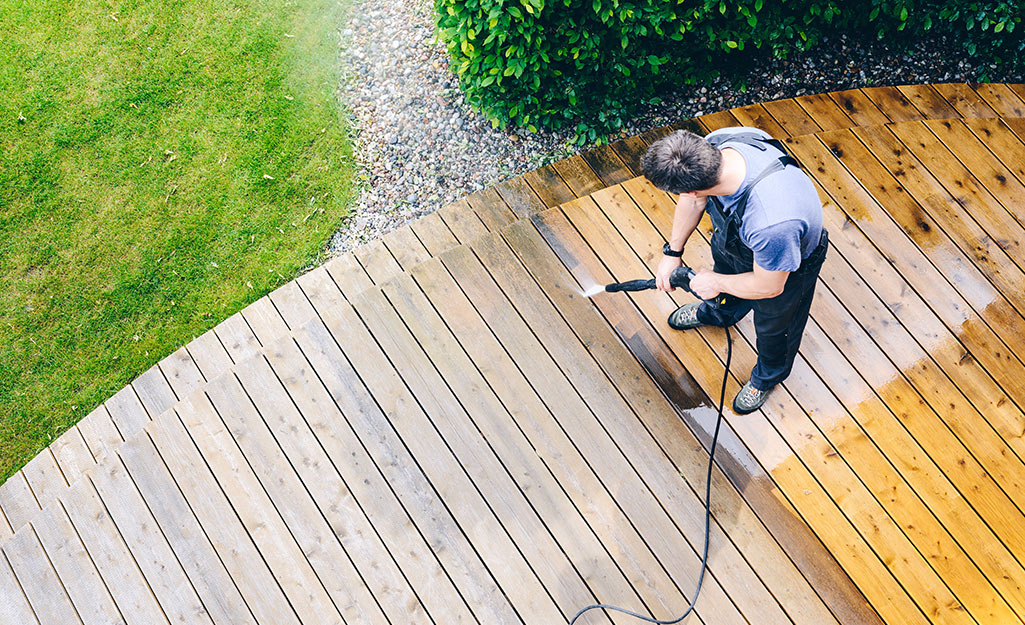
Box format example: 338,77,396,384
656,193,705,291
668,193,705,250
689,218,802,300
690,262,789,300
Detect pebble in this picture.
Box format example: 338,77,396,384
329,1,1024,256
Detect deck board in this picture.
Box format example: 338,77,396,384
829,89,893,126
0,472,38,530
48,427,92,486
10,83,1025,625
158,347,204,399
185,330,232,381
212,311,261,363
104,386,150,440
130,364,176,419
0,550,39,625
3,524,81,625
409,209,460,254
933,83,997,118
862,86,925,122
973,83,1025,116
896,84,960,119
382,220,431,268
794,93,855,131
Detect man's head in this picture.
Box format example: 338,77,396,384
640,130,722,194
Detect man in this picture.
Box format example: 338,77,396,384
640,127,828,414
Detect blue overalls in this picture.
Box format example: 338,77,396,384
695,132,829,390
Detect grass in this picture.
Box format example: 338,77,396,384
0,0,354,483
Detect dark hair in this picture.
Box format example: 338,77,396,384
640,130,722,194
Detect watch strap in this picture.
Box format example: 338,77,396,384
663,242,684,257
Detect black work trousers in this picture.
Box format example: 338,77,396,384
695,230,829,391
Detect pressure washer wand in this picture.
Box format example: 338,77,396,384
604,266,737,307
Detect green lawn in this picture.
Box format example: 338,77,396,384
0,0,354,482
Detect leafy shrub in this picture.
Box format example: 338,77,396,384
434,0,842,142
434,0,1024,141
859,1,1024,68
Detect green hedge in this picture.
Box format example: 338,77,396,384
861,2,1023,62
434,0,1023,141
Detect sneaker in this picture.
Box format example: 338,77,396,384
733,381,772,414
668,302,705,330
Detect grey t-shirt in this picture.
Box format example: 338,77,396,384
706,127,824,272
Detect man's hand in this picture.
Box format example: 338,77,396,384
689,269,722,300
656,255,683,291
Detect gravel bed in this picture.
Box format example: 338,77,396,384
328,0,1024,255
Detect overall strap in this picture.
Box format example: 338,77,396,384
706,129,801,222
732,156,798,221
706,131,788,153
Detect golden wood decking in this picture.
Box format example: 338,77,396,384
3,83,1025,625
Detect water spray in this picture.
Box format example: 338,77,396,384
569,265,735,625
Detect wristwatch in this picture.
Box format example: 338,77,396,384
662,242,684,258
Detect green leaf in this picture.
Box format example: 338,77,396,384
647,54,660,65
900,6,908,21
995,21,1005,33
725,40,738,48
755,0,763,11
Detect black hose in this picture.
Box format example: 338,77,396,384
567,326,733,625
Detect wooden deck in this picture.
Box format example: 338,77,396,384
4,83,1025,625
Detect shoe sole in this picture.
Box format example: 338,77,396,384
732,398,765,415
